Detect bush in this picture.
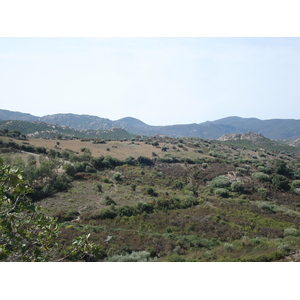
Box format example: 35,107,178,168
99,209,117,219
113,172,121,181
97,184,102,192
236,167,247,174
63,163,76,176
103,196,116,206
52,174,72,192
130,183,137,191
124,156,136,165
146,187,157,196
102,177,110,183
223,242,233,251
136,202,154,214
294,188,300,195
116,206,138,217
292,180,300,189
90,156,105,169
210,176,231,188
180,196,199,208
214,188,229,198
158,155,179,163
105,251,154,262
277,244,290,252
271,174,290,191
231,181,244,193
284,228,299,237
154,198,181,210
257,187,268,200
274,160,290,176
252,172,270,182
137,156,153,166
73,162,88,173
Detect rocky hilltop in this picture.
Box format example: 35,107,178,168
218,131,268,142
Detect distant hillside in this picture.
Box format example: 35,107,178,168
218,131,300,155
0,120,134,140
0,109,38,122
286,138,300,147
41,113,114,130
1,109,300,140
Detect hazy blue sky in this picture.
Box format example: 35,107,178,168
1,37,300,125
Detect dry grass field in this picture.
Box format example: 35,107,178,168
24,138,213,160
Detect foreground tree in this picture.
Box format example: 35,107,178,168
0,157,59,261
0,157,105,262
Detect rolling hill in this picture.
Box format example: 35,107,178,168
0,120,134,140
1,109,300,140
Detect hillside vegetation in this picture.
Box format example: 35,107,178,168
0,120,134,140
1,130,300,262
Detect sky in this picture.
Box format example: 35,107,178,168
0,4,300,127
1,37,300,126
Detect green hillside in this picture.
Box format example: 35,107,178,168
0,120,134,140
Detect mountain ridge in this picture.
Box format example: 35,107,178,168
1,109,300,140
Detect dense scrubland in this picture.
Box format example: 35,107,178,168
1,130,300,262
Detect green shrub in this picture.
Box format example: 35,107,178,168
223,242,233,251
236,167,247,174
113,172,121,181
99,209,117,219
154,198,181,210
146,187,157,196
164,254,186,262
105,251,155,262
158,155,179,163
277,244,290,252
292,180,300,189
214,188,229,198
252,172,270,182
294,188,300,195
257,187,268,200
231,181,244,193
210,176,231,188
63,163,76,176
180,196,199,208
117,205,138,217
284,228,299,237
274,160,290,176
52,174,72,192
90,156,105,169
102,177,110,183
124,156,136,165
257,166,267,173
85,165,96,173
256,201,276,213
103,196,116,206
137,156,153,166
271,174,290,191
136,202,154,214
130,183,137,191
54,209,79,222
97,184,102,192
